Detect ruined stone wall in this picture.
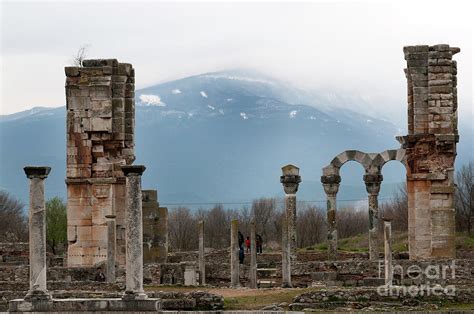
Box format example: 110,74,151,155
65,59,135,266
401,44,459,259
142,190,168,264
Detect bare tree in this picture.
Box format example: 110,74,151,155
337,207,368,238
296,204,326,248
204,204,231,249
456,161,474,234
251,198,277,243
168,207,198,251
72,44,90,67
0,191,27,242
380,184,408,231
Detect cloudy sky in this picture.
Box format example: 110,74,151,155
1,0,472,123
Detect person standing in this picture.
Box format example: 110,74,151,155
245,236,251,253
238,231,244,249
256,234,263,254
94,267,106,282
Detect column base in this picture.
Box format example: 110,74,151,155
122,290,148,300
24,290,52,302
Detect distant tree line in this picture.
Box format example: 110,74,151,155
0,160,471,253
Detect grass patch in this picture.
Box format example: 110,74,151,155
301,231,474,254
439,302,474,310
456,232,474,249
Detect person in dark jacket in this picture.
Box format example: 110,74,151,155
94,267,106,282
238,231,244,249
239,246,245,264
256,234,263,254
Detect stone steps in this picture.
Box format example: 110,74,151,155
257,279,276,288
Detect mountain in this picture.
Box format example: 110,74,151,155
1,70,471,209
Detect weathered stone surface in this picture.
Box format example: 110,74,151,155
402,44,459,260
230,219,239,288
198,220,205,285
122,165,147,300
23,166,52,301
142,190,168,264
249,220,257,289
65,59,135,267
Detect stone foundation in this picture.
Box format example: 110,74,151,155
9,298,161,312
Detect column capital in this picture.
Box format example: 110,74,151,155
363,173,383,195
121,165,146,176
321,175,341,196
280,164,301,195
24,166,51,179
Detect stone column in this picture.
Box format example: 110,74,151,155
402,44,460,260
198,220,205,286
364,173,383,260
105,214,116,283
24,166,52,301
230,219,240,288
321,174,341,260
249,220,257,289
280,165,301,261
121,165,147,300
383,219,393,286
281,217,292,288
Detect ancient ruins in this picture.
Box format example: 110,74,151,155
2,44,472,313
321,44,460,261
65,59,136,267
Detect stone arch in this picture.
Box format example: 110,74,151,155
321,148,407,261
329,150,373,172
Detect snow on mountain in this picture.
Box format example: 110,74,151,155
1,69,471,208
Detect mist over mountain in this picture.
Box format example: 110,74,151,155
1,70,471,209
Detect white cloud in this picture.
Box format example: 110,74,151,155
200,91,208,98
227,98,233,102
207,105,215,110
201,74,274,85
289,110,298,118
240,112,248,120
310,115,316,120
219,109,224,115
139,94,166,106
171,89,182,94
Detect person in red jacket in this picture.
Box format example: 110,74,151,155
245,236,251,253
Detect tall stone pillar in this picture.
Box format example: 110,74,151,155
364,173,383,260
121,165,147,300
249,220,257,289
230,219,240,288
321,175,341,260
280,165,301,260
24,166,51,301
198,220,205,286
65,59,136,267
105,214,116,283
401,44,460,259
383,219,393,286
281,217,291,288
